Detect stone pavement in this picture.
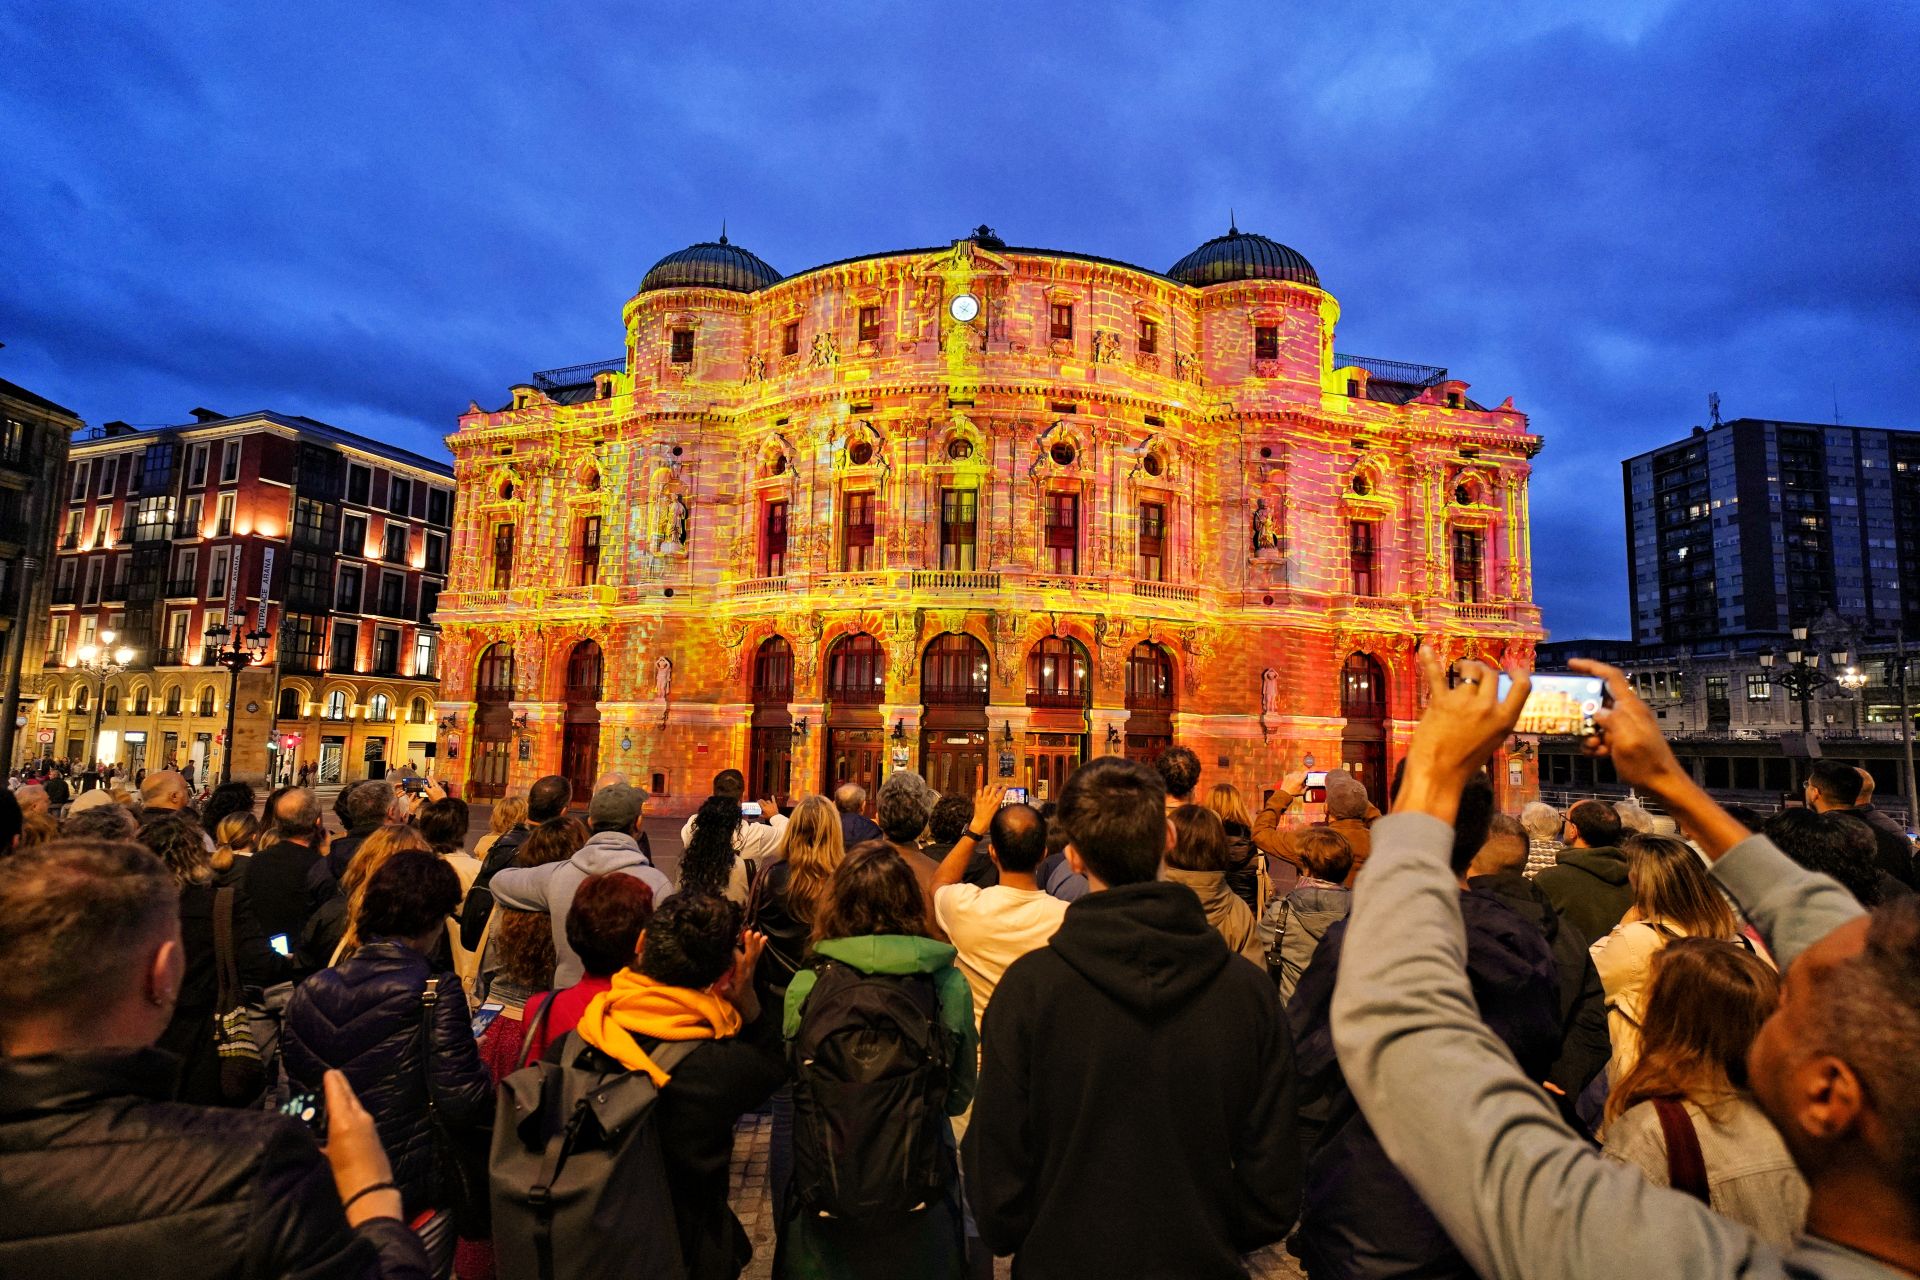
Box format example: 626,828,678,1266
723,1109,1306,1280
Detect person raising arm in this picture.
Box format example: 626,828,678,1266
1330,650,1915,1280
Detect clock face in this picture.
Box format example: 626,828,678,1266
949,293,980,323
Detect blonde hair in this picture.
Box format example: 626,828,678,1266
1625,834,1739,939
490,795,528,835
338,825,431,955
778,795,845,927
211,812,261,875
17,812,60,851
1205,782,1254,832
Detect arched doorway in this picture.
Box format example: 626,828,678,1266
1124,642,1176,764
1025,635,1090,804
470,642,515,799
1340,652,1389,809
921,632,989,793
748,636,794,803
562,640,603,802
824,632,884,810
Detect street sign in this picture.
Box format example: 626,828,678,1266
36,729,55,744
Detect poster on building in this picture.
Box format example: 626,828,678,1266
225,547,244,622
256,547,275,631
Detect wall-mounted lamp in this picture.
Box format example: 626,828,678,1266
437,714,457,733
1105,724,1121,750
791,717,809,741
891,718,905,741
510,710,530,734
1000,721,1013,746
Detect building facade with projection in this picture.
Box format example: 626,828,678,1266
436,224,1542,812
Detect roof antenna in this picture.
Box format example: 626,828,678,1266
1228,207,1238,235
1832,381,1841,426
1708,391,1721,427
719,218,728,245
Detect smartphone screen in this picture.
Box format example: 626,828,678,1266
471,1003,504,1039
269,933,291,957
1499,672,1607,736
1001,787,1029,807
1303,771,1328,802
281,1090,327,1139
739,801,763,818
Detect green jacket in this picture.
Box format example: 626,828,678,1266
783,934,978,1114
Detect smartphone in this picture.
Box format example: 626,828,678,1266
1001,786,1029,807
281,1089,327,1140
1499,672,1608,737
471,1002,504,1039
269,933,291,957
739,801,763,818
1303,771,1328,803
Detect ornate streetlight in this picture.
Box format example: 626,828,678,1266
1758,626,1849,789
203,620,271,783
69,631,137,769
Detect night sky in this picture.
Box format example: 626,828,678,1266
4,2,1915,640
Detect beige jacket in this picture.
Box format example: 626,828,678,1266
1162,867,1264,964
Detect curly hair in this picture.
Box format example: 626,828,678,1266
681,794,742,899
140,815,213,888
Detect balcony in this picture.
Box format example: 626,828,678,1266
174,520,201,538
102,584,129,603
279,654,324,676
51,585,76,605
1027,573,1109,595
370,662,401,678
154,648,185,666
329,656,358,675
60,533,79,550
1026,689,1090,710
910,570,1002,592
1130,579,1199,604
165,578,198,598
731,575,790,597
1452,601,1517,623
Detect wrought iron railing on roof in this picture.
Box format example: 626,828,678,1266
531,358,626,391
1334,353,1448,387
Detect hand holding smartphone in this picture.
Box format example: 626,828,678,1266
1498,671,1609,737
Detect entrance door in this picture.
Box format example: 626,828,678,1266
562,722,600,801
1024,732,1084,805
1340,739,1387,804
1340,652,1389,809
749,726,793,803
319,739,344,784
563,641,603,802
470,642,516,800
826,728,884,809
923,729,988,794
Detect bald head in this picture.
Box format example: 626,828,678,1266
140,771,188,811
834,783,866,814
988,802,1046,874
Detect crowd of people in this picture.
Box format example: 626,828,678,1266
2,660,1918,1280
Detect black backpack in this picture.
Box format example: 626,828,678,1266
489,998,699,1280
790,960,955,1222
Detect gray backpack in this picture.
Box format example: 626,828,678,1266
488,1002,700,1280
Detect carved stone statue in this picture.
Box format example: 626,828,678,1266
1261,667,1280,716
743,352,767,383
1251,498,1281,552
654,655,673,702
670,494,690,548
810,332,839,368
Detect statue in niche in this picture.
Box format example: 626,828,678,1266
1261,667,1279,716
1251,497,1281,553
743,353,767,384
810,332,839,368
670,494,690,548
1091,331,1120,364
654,655,674,702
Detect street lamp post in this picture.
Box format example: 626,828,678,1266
203,621,271,784
1758,626,1849,791
68,631,137,770
1890,632,1920,829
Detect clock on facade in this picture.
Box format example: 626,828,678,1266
948,293,980,323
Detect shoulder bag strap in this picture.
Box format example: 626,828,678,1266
212,886,239,1016
520,986,560,1068
420,976,442,1120
1653,1097,1711,1204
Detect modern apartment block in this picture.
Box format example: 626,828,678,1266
1624,417,1920,646
34,410,453,784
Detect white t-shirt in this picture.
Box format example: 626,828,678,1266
934,883,1069,1029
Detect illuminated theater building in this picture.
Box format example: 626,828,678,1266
437,224,1542,813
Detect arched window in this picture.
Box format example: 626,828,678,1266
922,632,989,705
410,696,429,724
278,687,301,719
1026,635,1090,708
1125,643,1175,711
367,693,391,723
566,641,603,702
104,685,120,716
752,636,793,705
324,690,348,721
1341,653,1387,719
477,643,515,700
73,686,90,713
825,633,884,704
132,685,150,715
164,686,182,716
197,687,216,716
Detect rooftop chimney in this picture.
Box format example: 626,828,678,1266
188,407,225,423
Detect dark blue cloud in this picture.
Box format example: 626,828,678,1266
3,0,1915,638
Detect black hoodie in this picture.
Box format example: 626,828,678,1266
964,880,1302,1279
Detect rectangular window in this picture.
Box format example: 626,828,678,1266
84,560,104,605
1138,318,1157,355
383,523,408,563
1050,304,1074,341
62,510,80,549
1350,520,1377,596
1451,528,1483,603
330,623,358,673
336,565,363,612
92,509,110,548
762,501,788,577
341,512,367,557
97,458,116,496
857,306,880,343
278,614,324,674
1045,492,1079,574
427,486,451,526
48,617,69,664
373,627,400,675
388,476,410,516
1746,673,1772,701
129,450,144,496
782,322,800,357
188,444,208,488
413,631,439,679
842,491,875,571
172,549,198,597
180,495,203,537
215,492,235,537
220,441,241,483
670,329,694,364
167,612,189,653
208,547,231,599
1706,674,1730,703
576,515,602,586
492,523,515,590
940,489,978,571
346,464,371,506
418,580,440,624
1254,325,1280,361
69,461,88,502
424,531,446,574
377,572,404,618
1137,501,1166,581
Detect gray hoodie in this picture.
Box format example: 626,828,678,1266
489,829,675,986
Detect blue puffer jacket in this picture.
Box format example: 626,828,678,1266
283,940,492,1214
